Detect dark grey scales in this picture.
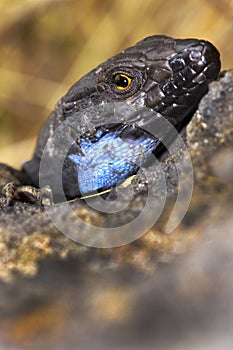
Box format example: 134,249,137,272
0,35,220,204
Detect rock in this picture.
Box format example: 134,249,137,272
0,71,232,350
187,70,233,181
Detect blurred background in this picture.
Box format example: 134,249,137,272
0,0,232,168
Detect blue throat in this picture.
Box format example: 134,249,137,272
69,124,160,195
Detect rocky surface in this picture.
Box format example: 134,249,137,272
0,70,232,349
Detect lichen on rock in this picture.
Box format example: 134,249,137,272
0,70,233,350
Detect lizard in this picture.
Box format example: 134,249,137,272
0,35,221,205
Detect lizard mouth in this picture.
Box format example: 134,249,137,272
146,39,221,123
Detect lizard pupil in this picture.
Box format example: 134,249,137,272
114,73,131,90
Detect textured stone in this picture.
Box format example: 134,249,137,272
0,71,233,350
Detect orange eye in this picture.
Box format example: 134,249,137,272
114,74,132,90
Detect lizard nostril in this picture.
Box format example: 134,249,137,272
189,50,202,61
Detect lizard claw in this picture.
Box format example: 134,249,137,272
15,185,53,206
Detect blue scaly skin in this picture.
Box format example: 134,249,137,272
22,35,220,200
69,124,159,195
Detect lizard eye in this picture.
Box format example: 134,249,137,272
114,73,132,90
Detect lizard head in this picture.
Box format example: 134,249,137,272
62,35,220,127
94,35,220,123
